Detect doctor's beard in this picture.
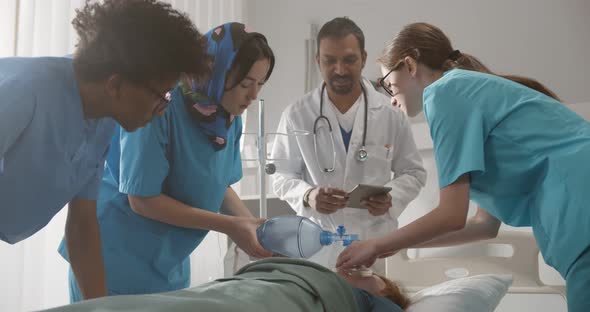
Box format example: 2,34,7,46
329,75,354,95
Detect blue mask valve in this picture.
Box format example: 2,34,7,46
320,225,359,247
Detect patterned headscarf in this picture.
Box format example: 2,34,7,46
178,22,264,150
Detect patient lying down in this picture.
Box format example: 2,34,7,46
43,258,410,312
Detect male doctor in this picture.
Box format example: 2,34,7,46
271,17,426,269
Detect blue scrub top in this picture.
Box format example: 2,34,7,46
59,87,243,294
0,57,115,244
424,69,590,276
340,126,353,152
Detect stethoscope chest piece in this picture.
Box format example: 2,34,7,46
356,147,368,162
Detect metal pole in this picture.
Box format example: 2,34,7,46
13,0,20,57
258,99,267,219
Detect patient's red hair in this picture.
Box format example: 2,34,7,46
376,274,411,309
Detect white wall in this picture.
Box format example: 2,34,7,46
245,0,590,132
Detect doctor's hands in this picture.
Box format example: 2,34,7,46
360,193,392,216
308,187,349,214
227,217,273,259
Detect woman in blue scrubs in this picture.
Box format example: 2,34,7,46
337,23,590,311
59,22,275,300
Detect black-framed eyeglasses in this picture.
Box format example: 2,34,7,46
378,68,395,97
378,58,408,97
143,84,172,114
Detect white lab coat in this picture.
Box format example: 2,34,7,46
270,78,427,268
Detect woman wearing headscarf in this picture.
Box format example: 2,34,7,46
59,22,275,300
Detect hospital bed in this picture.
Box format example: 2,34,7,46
238,195,567,311
39,195,566,312
42,241,565,312
387,230,566,311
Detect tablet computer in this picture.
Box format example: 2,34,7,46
347,184,392,209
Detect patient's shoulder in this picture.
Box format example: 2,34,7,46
351,287,404,312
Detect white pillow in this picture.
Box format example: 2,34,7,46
406,274,513,312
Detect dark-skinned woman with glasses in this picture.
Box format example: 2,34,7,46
1,0,209,301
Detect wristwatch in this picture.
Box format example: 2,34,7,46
303,188,313,208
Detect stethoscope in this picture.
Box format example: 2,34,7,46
313,82,368,173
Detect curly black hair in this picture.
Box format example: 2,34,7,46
72,0,210,84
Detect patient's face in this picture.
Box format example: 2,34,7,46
337,269,386,296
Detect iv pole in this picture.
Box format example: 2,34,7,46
242,99,310,219
257,99,267,219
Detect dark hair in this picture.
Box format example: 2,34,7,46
316,17,365,53
376,274,411,309
72,0,210,84
226,34,275,90
378,22,559,100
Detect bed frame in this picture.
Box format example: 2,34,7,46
386,231,565,298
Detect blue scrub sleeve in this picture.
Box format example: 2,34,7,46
424,84,488,189
75,142,111,200
228,117,243,186
74,166,105,200
0,78,36,173
118,114,170,197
